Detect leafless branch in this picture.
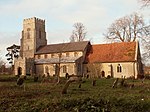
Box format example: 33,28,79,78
104,13,146,42
70,22,87,42
139,0,150,7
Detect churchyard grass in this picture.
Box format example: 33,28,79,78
0,74,150,112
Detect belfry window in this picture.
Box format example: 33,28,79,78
63,65,67,73
117,64,122,73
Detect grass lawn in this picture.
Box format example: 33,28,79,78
0,75,150,112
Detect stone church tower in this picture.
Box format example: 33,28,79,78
14,17,47,76
20,17,47,58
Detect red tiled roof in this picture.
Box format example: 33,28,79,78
36,41,90,54
88,42,137,63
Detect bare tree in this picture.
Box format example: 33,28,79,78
141,27,150,63
137,0,150,63
62,76,81,94
86,63,102,86
70,22,87,42
86,63,102,78
55,53,62,84
104,13,148,42
139,0,150,7
55,43,69,84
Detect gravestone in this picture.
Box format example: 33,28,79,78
17,77,24,86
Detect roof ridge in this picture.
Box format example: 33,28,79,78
36,41,90,54
46,41,89,46
92,41,136,46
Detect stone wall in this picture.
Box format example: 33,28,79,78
84,62,138,78
36,63,76,77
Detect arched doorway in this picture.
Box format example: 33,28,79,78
45,66,49,76
101,71,105,77
17,67,22,76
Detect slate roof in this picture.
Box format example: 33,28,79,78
87,42,137,63
35,56,82,64
36,41,90,54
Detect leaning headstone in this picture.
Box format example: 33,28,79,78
17,77,24,86
62,75,82,94
62,80,74,94
112,78,119,88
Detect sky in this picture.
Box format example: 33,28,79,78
0,0,149,63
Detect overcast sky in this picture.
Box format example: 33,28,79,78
0,0,149,62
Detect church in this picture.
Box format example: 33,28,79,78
14,17,143,79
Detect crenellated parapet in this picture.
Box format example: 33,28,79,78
23,17,45,25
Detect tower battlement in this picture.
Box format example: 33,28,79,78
21,17,47,58
23,17,45,25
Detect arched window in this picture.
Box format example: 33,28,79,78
63,65,67,73
53,64,56,71
54,64,59,75
45,66,49,73
101,71,105,77
117,64,122,73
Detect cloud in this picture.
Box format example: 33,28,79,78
0,31,20,61
0,0,149,59
0,0,147,36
